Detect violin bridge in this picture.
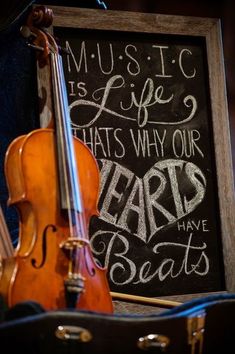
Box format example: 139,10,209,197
61,237,88,307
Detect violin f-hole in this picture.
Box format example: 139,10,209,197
31,224,57,269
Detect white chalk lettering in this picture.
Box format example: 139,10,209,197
70,76,197,128
177,219,210,232
152,45,172,77
172,129,204,158
125,44,141,76
179,49,196,78
90,231,209,286
98,159,206,242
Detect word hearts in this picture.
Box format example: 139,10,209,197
98,158,206,243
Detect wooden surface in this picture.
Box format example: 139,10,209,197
112,290,227,314
51,6,217,35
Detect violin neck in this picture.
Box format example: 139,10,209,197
50,51,84,216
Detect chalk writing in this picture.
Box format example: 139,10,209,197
69,75,197,128
97,159,206,242
55,26,224,296
90,230,209,285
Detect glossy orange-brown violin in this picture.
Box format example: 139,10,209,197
1,6,113,313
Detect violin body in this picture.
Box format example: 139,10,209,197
4,128,113,312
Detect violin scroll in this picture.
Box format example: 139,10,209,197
28,5,53,29
20,6,55,68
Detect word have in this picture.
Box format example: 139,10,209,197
90,230,209,286
65,41,197,78
177,219,209,232
98,159,206,243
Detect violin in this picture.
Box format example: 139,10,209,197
1,6,113,312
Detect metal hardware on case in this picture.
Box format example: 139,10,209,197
187,310,205,354
137,333,170,351
55,325,92,342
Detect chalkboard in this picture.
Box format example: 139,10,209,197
43,7,235,299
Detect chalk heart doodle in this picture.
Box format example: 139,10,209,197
97,158,206,244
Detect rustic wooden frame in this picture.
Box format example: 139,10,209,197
46,6,235,303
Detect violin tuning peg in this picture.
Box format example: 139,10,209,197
27,43,44,52
20,26,37,39
20,26,44,52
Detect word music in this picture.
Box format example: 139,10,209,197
65,40,199,128
65,41,196,77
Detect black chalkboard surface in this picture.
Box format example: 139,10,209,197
42,7,235,300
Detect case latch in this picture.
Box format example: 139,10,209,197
187,310,205,354
55,325,92,342
137,333,170,351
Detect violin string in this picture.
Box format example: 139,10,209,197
0,205,14,258
51,52,81,278
57,53,88,241
57,54,91,280
51,49,89,279
48,41,79,228
51,52,73,233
